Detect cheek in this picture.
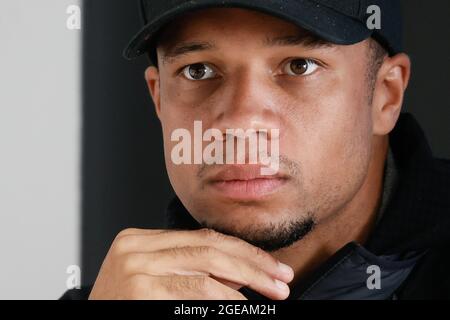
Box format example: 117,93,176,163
162,72,220,110
158,75,225,201
158,102,199,201
282,72,373,194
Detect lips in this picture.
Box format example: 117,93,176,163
206,165,288,201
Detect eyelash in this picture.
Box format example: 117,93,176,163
179,63,218,81
282,58,321,76
177,58,324,80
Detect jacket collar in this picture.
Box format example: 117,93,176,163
239,242,423,300
365,113,450,254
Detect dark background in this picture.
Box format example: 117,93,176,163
81,0,450,286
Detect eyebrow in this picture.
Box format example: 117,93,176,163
161,33,333,64
264,34,333,49
162,42,216,64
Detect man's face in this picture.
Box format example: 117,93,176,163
151,8,376,251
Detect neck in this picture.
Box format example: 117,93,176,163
272,136,389,286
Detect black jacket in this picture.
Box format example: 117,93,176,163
61,113,450,300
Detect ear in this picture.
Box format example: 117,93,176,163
145,66,162,119
371,53,411,135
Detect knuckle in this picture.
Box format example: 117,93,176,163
166,276,192,292
163,246,220,264
159,246,184,260
120,253,139,274
160,276,213,299
194,276,214,292
198,228,222,241
253,246,277,264
111,235,132,255
192,245,212,256
254,246,265,257
116,228,139,239
127,275,153,299
192,246,220,260
254,246,273,262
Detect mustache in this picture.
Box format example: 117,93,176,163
197,155,301,180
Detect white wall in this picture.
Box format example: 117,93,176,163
0,0,81,299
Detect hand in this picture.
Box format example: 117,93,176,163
89,228,294,300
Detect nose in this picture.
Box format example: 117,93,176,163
211,68,282,137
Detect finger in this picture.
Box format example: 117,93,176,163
115,228,170,239
114,228,294,283
124,247,290,300
150,275,248,300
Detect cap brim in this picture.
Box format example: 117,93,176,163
123,0,372,60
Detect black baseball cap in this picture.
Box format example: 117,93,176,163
123,0,403,63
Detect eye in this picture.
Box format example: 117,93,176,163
284,59,319,76
181,63,217,80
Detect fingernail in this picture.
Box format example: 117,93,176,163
278,262,294,277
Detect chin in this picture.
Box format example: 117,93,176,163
197,204,291,230
199,210,316,252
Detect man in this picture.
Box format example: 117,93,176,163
63,0,450,300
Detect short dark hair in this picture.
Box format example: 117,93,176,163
366,38,388,103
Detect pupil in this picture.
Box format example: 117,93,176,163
291,60,308,74
189,64,206,79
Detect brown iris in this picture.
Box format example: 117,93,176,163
289,59,309,75
188,63,208,80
